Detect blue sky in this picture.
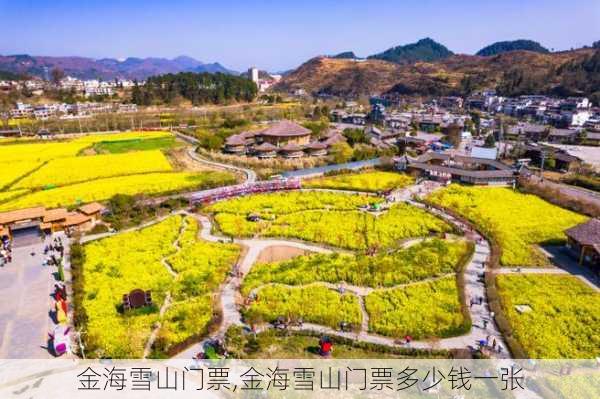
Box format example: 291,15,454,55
1,0,599,72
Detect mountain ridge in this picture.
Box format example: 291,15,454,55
476,40,550,56
0,54,238,80
368,38,454,64
276,48,599,101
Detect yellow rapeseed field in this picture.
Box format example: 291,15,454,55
428,185,587,266
0,131,235,210
304,171,414,193
13,150,173,189
0,172,234,210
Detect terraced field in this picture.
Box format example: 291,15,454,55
0,131,235,210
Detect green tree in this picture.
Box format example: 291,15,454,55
51,67,65,85
484,134,496,148
343,128,368,146
329,141,353,164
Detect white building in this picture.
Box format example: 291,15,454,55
248,67,259,85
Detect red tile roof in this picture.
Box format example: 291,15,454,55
43,208,69,223
0,207,46,225
78,202,106,215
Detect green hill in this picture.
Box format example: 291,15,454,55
368,38,454,64
477,40,549,56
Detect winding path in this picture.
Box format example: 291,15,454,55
175,195,511,359
175,131,257,183
143,216,188,358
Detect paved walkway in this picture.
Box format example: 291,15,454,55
0,234,69,358
175,132,257,183
176,206,511,359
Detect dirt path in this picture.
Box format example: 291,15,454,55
143,217,187,358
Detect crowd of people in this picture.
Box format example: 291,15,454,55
0,236,13,266
43,237,64,266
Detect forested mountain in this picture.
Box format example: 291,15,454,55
476,40,549,56
331,51,358,59
368,38,454,64
131,72,257,105
0,54,236,80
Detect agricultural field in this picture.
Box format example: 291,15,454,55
208,192,451,249
365,276,467,339
13,150,173,189
428,185,587,266
538,375,600,398
496,274,600,358
156,216,240,354
0,131,236,210
93,136,180,154
79,215,240,358
80,216,180,358
0,172,234,211
0,161,43,189
206,190,374,215
242,239,472,295
303,170,414,192
243,285,362,329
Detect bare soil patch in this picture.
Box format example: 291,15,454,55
256,245,313,264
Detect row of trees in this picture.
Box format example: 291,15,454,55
131,72,258,106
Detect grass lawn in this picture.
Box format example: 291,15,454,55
303,170,414,193
428,185,587,266
496,274,600,358
93,136,180,153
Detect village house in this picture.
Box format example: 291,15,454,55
279,143,304,158
565,219,600,269
547,128,579,144
253,142,278,158
304,141,328,157
0,206,96,246
506,123,548,142
258,121,312,146
523,145,580,171
395,151,516,185
223,120,347,159
78,202,107,222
